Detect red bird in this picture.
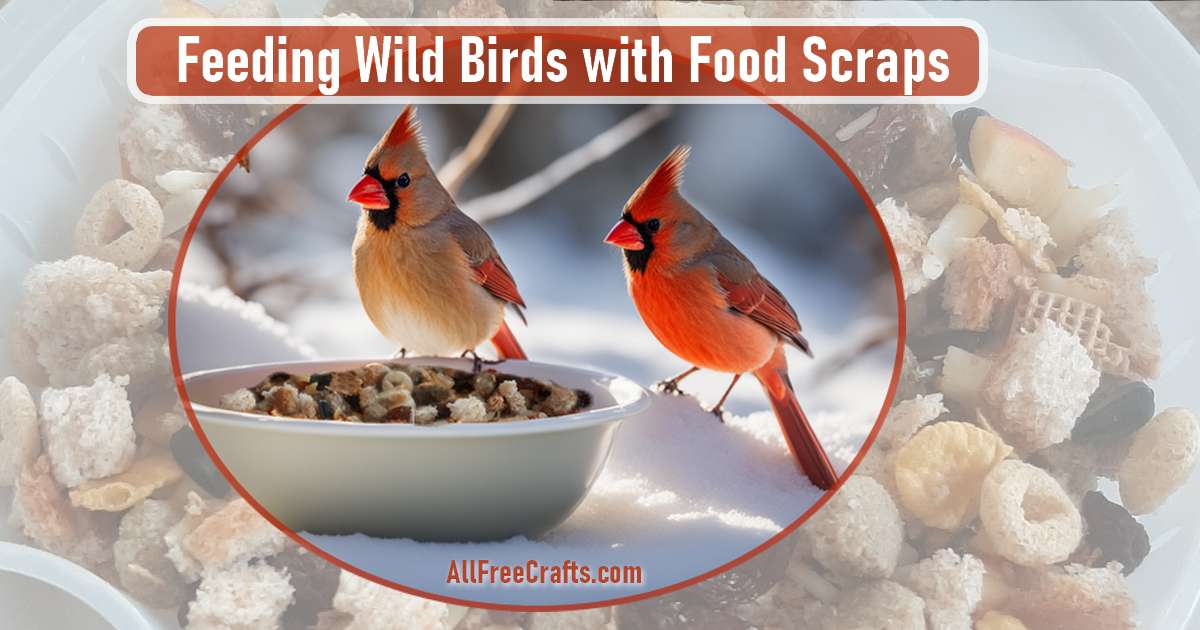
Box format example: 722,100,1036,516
604,147,837,489
346,106,527,362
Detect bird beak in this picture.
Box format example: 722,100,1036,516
603,219,645,250
347,175,389,209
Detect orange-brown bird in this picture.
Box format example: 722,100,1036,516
346,106,527,362
604,147,837,489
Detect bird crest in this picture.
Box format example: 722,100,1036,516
627,145,690,219
381,105,424,151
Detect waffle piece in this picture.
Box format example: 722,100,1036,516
1011,284,1133,378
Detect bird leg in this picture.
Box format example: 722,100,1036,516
460,349,502,373
392,347,408,359
708,374,742,423
656,366,700,395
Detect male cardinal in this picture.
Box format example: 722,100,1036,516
347,106,527,362
604,147,837,489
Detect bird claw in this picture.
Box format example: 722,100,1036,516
461,350,503,374
655,379,685,396
708,406,727,423
392,348,408,359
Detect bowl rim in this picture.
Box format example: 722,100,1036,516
184,356,651,439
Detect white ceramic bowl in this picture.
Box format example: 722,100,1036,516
183,358,650,541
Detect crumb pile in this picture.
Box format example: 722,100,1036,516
219,363,590,424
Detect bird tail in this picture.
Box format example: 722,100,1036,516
753,345,838,490
490,320,528,360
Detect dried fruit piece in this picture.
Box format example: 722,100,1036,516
1079,491,1149,575
979,460,1082,566
894,421,1013,529
965,115,1069,212
1072,377,1154,442
1118,407,1200,515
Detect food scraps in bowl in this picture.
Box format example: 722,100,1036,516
218,362,592,425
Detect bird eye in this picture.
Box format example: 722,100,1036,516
396,173,411,188
646,218,661,232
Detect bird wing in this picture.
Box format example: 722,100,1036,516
446,209,528,310
708,241,811,357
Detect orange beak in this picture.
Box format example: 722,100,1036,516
604,219,644,250
348,175,389,209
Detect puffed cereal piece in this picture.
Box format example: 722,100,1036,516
187,562,295,630
896,548,984,630
1118,407,1200,515
877,197,943,296
942,238,1025,332
983,322,1100,452
220,389,258,413
1008,563,1134,630
894,421,1012,529
68,453,183,512
975,611,1028,630
805,477,903,578
17,256,171,386
40,374,137,488
113,499,189,607
0,376,41,486
333,570,451,630
11,456,83,558
184,498,288,571
380,368,413,392
76,331,167,388
449,397,489,423
165,491,218,581
74,179,164,271
824,580,926,630
979,460,1082,567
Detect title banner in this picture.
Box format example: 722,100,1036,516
128,19,986,104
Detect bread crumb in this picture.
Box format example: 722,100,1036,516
878,197,942,296
219,389,257,413
806,477,903,578
984,322,1100,452
40,374,137,487
942,238,1025,331
448,397,489,423
187,562,294,630
0,376,41,486
184,498,287,571
896,548,984,630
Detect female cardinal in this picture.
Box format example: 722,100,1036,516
604,147,837,489
347,106,527,362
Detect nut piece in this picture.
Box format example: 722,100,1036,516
74,179,164,271
942,238,1024,332
40,374,137,488
0,376,41,486
979,460,1082,567
1118,407,1200,515
894,421,1012,530
806,477,903,578
984,322,1100,452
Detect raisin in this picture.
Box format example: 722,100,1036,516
436,403,451,419
316,399,335,420
1080,491,1149,575
309,372,332,390
574,389,593,411
169,429,230,498
1072,377,1155,442
952,107,990,170
413,382,451,406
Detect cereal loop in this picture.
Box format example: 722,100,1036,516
979,460,1082,566
894,421,1012,530
74,179,164,271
